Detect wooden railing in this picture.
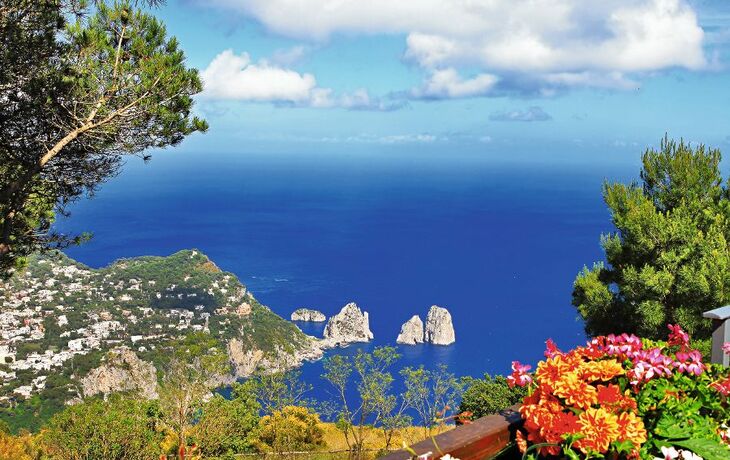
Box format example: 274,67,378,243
379,405,523,460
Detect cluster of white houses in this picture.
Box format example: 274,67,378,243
0,259,226,402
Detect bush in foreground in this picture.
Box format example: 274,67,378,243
254,406,325,455
41,394,164,460
459,373,526,420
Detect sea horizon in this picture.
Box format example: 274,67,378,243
54,148,651,389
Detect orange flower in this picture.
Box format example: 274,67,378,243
553,371,598,409
543,411,579,443
617,412,647,448
579,359,625,382
535,355,573,391
574,408,620,454
516,430,528,453
596,384,637,411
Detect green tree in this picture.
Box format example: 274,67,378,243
573,137,730,343
158,333,230,460
321,346,400,457
459,374,526,420
40,394,163,460
0,0,206,278
191,389,260,459
400,364,464,437
254,406,325,458
239,368,313,415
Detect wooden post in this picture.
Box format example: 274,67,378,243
703,305,730,367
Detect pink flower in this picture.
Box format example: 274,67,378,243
601,333,643,359
667,324,690,349
723,342,730,355
629,348,674,385
673,350,704,376
507,361,532,388
544,338,562,358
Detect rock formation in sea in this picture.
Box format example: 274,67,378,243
81,347,158,399
291,308,327,322
424,305,456,345
396,315,425,344
322,302,374,346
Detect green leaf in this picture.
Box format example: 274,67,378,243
655,416,691,440
673,438,730,460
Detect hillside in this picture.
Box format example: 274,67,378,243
0,250,321,432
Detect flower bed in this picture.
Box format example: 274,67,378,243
510,326,730,460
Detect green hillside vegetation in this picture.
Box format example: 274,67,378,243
0,250,315,432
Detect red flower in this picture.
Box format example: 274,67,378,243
596,384,636,411
507,361,532,388
711,376,730,396
667,324,690,349
544,338,562,358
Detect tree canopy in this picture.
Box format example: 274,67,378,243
0,0,206,278
573,137,730,343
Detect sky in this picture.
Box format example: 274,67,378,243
149,0,730,162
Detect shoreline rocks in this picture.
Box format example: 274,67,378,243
396,315,424,344
322,302,373,346
424,305,456,345
291,308,326,322
227,337,324,379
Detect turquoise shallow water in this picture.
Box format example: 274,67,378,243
56,150,635,398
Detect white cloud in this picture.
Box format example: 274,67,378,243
201,50,316,102
268,45,312,66
339,89,406,111
412,68,499,99
337,133,440,144
202,50,403,110
377,134,437,144
489,107,552,122
197,0,707,93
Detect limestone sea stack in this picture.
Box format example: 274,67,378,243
291,308,326,322
424,305,456,345
396,315,424,344
323,302,374,346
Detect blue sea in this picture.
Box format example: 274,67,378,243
56,149,638,399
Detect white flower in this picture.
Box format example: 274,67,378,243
440,456,460,460
654,447,704,460
655,446,679,460
678,450,703,460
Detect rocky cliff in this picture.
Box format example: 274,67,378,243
424,305,456,345
322,302,373,346
396,315,424,344
291,308,326,322
80,347,158,399
227,336,324,378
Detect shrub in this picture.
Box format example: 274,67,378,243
513,325,730,460
40,394,164,460
191,391,260,458
459,374,526,420
0,429,40,460
254,406,325,455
